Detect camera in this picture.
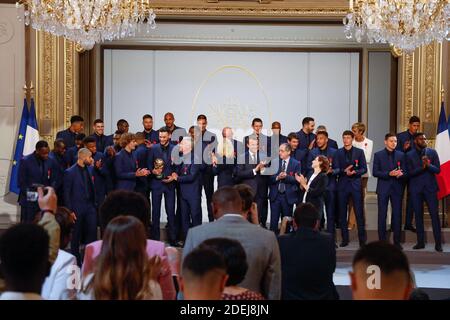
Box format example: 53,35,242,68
285,216,294,234
26,183,45,202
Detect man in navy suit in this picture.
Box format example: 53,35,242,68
235,136,270,227
269,143,301,232
316,125,338,149
270,121,288,146
406,132,442,252
335,130,367,247
56,115,84,149
63,148,97,264
171,137,203,241
114,133,150,191
397,116,421,232
306,131,338,234
373,133,408,249
134,132,151,201
243,118,272,157
296,117,316,151
49,139,67,205
164,112,187,145
83,136,109,209
195,115,217,222
142,114,159,145
88,119,113,153
18,140,61,222
147,127,177,244
287,132,308,175
64,133,85,166
211,127,244,188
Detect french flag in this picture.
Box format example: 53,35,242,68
435,102,450,200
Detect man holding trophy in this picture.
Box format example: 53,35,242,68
147,127,178,245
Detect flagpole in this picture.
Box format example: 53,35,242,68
441,87,447,228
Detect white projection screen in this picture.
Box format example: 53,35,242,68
103,48,360,222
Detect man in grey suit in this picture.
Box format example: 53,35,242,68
182,186,281,300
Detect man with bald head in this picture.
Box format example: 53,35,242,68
182,186,281,300
163,112,187,145
63,148,97,264
350,241,413,300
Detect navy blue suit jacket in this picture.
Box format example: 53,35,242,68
306,147,338,191
64,146,80,167
63,164,96,212
92,151,108,204
175,155,202,200
335,147,367,191
269,134,288,147
147,143,177,191
291,148,307,175
235,151,269,198
114,149,137,191
396,130,415,153
269,157,301,205
373,149,407,195
18,153,61,206
134,144,149,192
56,128,77,149
328,138,339,150
406,147,440,193
143,129,160,145
296,130,316,150
88,133,113,154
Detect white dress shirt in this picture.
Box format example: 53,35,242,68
41,249,77,300
353,137,373,178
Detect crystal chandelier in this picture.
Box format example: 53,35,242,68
16,0,157,50
343,0,450,52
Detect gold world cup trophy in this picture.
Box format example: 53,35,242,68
154,158,165,179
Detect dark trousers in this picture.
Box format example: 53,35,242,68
325,190,337,235
135,187,152,228
201,171,215,222
257,194,269,227
20,202,40,223
269,193,293,232
151,187,176,243
411,191,442,245
71,204,98,265
403,184,414,227
338,188,367,243
180,195,202,240
175,184,182,240
377,192,402,245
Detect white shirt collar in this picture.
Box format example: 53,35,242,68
221,213,245,219
0,292,43,300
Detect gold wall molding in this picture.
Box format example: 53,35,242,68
398,42,443,141
151,0,347,19
35,32,78,142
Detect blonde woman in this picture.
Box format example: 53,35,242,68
79,216,162,300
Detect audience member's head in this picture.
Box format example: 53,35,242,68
99,190,150,233
234,184,255,216
350,241,413,300
199,238,248,287
409,288,430,300
211,187,243,219
293,203,320,230
55,206,76,250
180,247,228,300
91,216,158,300
0,224,50,295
